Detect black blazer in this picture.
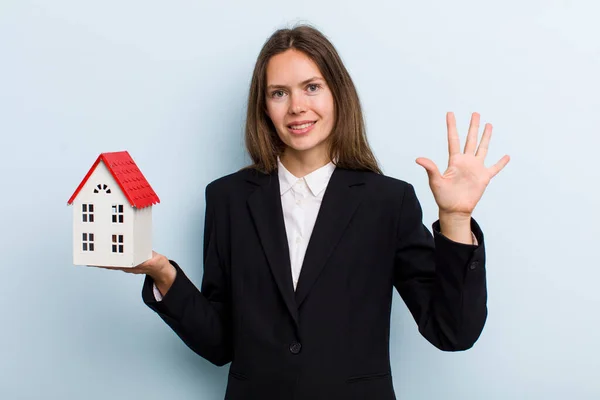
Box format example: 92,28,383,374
142,166,487,400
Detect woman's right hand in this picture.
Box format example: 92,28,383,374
95,250,177,295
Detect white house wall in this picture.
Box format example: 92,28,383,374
72,160,135,267
133,206,153,266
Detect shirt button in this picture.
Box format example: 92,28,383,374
296,237,302,244
289,341,302,354
296,199,301,205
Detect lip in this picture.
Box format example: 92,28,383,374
287,120,317,135
287,120,316,127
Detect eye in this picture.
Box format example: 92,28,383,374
307,83,321,92
270,90,285,98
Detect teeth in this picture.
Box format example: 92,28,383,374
290,122,314,130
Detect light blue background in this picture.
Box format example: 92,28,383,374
1,1,599,399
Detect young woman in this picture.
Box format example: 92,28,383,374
105,25,509,400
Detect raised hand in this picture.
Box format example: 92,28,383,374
415,112,510,218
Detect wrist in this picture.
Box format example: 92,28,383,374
149,257,176,285
439,211,471,224
438,211,473,244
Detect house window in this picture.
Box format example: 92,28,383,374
94,184,112,194
112,234,124,253
82,233,95,251
82,204,94,222
112,205,124,223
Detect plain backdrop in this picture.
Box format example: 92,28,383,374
1,1,598,399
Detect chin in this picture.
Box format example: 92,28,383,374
278,124,332,155
285,138,329,154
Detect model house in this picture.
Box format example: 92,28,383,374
67,151,160,267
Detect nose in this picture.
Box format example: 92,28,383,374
288,92,307,115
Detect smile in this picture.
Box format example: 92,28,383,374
287,121,316,135
289,122,315,129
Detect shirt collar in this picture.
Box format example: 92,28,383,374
277,157,336,197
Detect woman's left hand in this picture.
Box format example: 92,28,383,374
416,112,510,217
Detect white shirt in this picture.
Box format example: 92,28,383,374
153,158,336,300
277,157,337,290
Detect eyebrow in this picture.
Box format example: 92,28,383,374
266,76,324,90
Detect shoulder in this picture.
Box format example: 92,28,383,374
346,168,414,199
204,167,267,200
204,166,416,201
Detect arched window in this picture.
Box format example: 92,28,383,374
94,184,112,194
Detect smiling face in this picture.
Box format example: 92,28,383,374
265,49,335,165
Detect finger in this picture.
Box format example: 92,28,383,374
475,123,492,159
488,155,510,178
416,157,441,181
447,112,460,157
95,265,127,271
121,268,144,274
464,112,480,154
114,267,143,274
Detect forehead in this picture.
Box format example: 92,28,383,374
266,49,323,84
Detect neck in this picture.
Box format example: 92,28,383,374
280,148,331,178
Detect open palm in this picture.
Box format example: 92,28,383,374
416,112,510,216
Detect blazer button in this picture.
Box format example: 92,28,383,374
469,261,479,270
289,341,302,354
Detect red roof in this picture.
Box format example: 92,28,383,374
68,151,160,209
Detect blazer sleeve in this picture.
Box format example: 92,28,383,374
141,183,232,366
393,183,487,351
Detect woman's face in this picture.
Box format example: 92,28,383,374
265,49,335,162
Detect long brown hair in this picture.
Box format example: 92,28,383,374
244,24,382,175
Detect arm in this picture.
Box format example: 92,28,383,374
149,264,177,301
439,212,476,245
142,183,232,366
393,183,487,351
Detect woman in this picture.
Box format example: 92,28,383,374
105,24,509,399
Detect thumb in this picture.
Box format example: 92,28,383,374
415,157,441,180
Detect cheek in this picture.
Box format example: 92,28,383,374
266,102,287,125
313,95,335,122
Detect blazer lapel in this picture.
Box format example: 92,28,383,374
294,168,366,308
246,170,299,328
